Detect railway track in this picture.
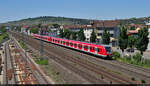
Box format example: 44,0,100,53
10,31,138,84
10,35,50,84
4,40,17,84
4,33,50,84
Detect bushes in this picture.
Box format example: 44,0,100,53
36,59,48,65
0,33,8,43
114,51,150,69
112,51,120,59
18,41,25,49
133,52,142,63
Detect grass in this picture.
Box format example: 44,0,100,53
113,71,121,75
0,33,8,43
131,77,135,81
18,40,25,49
112,51,150,70
35,59,48,65
43,65,64,84
116,57,150,70
141,80,146,83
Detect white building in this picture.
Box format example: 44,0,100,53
83,25,93,42
146,23,150,50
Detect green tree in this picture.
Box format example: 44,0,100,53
59,29,64,38
136,27,149,55
31,28,40,34
52,24,60,28
16,26,21,32
118,26,128,53
128,35,136,48
90,29,96,43
130,26,136,30
0,26,7,33
64,29,71,39
102,29,110,44
78,29,85,41
72,32,77,40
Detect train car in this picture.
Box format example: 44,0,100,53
33,34,112,58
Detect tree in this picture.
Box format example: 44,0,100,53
90,29,96,43
78,29,85,41
118,26,128,53
72,32,77,40
16,26,21,32
102,29,110,44
52,24,60,28
31,28,40,34
63,29,71,39
136,27,149,55
59,29,64,38
0,26,7,33
128,35,136,49
130,26,136,30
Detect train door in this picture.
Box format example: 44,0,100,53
95,47,97,54
84,45,88,51
74,43,77,48
97,48,101,55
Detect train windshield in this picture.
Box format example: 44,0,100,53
105,47,112,53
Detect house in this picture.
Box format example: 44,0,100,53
91,20,120,46
146,23,150,50
83,25,94,41
62,24,94,42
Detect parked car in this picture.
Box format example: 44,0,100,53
126,48,134,52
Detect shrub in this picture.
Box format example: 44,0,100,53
141,80,146,83
133,52,142,63
112,51,120,59
101,75,104,79
36,59,48,65
131,77,135,81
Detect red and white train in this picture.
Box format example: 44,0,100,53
33,34,112,58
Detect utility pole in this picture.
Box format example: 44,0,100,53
39,24,44,60
102,20,105,44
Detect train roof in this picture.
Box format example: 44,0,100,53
33,34,112,48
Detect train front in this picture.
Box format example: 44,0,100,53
104,46,112,58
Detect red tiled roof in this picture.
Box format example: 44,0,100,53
128,24,144,28
63,25,92,29
128,30,138,33
91,20,120,28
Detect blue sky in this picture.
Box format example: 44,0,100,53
0,0,150,23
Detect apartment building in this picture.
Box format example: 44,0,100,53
91,20,120,46
62,25,94,42
146,23,150,50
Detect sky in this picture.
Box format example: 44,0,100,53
0,0,150,23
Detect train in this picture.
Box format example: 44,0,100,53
33,34,112,58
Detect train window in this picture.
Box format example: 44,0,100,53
90,47,93,50
70,43,73,46
93,47,95,50
74,44,77,47
84,46,88,49
105,47,111,53
79,44,82,48
98,48,100,52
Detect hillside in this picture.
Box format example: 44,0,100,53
1,16,150,26
119,17,150,25
3,16,93,26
